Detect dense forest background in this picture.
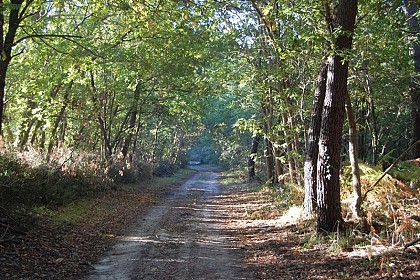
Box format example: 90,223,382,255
0,0,419,234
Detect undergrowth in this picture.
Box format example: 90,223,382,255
0,146,186,227
222,161,420,254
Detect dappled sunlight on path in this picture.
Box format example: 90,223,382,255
84,170,254,280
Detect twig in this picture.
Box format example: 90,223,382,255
14,34,83,45
411,215,420,222
0,223,26,236
404,237,420,250
403,215,420,250
0,223,9,241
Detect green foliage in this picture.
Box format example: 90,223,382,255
389,160,420,184
0,0,417,239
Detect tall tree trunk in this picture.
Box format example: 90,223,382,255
367,97,379,165
273,145,284,184
404,0,420,159
262,91,275,183
355,99,368,161
248,134,260,180
151,121,162,166
131,121,144,161
30,120,44,148
264,137,275,182
303,60,328,218
20,118,36,149
121,82,141,160
20,84,62,149
47,81,73,155
0,0,24,134
289,112,302,185
281,112,296,184
317,0,357,234
345,92,362,219
97,116,112,160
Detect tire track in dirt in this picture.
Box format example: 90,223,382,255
84,167,254,280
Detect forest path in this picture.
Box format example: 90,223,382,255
84,166,254,280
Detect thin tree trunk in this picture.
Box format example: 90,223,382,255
303,60,328,218
367,97,379,165
355,99,368,161
289,112,302,185
345,92,362,219
97,116,112,160
151,121,162,166
264,137,275,182
30,120,44,148
404,0,420,159
248,134,260,180
273,145,284,184
21,84,62,149
281,112,296,184
121,83,141,160
47,81,73,154
20,118,36,149
262,91,275,183
0,0,24,134
131,121,144,160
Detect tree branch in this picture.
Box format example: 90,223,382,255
14,34,83,45
362,139,420,201
18,0,35,20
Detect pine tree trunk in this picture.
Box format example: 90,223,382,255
316,0,357,233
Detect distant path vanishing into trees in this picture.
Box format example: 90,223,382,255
84,165,254,280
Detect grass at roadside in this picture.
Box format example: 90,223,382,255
123,168,195,191
49,168,195,226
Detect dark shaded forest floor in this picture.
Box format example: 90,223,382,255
0,168,419,279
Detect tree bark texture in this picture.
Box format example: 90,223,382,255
317,0,357,233
248,134,260,180
261,92,275,183
0,0,24,135
404,0,420,159
264,137,275,182
303,60,328,218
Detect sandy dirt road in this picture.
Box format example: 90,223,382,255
84,166,254,280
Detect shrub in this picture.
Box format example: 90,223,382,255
0,150,110,210
108,157,153,184
153,160,179,177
